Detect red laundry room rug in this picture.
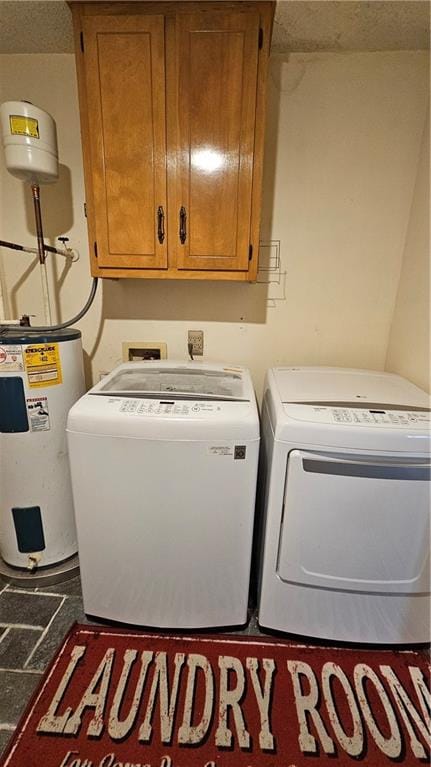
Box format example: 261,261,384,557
1,624,429,767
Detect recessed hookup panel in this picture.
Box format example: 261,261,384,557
122,342,167,362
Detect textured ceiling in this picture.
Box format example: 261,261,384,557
0,0,429,54
273,1,430,52
0,1,74,53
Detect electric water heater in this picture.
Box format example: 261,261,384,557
0,328,84,569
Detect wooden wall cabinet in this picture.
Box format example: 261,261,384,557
71,2,275,281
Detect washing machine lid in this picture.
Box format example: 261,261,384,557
273,367,430,410
95,362,249,401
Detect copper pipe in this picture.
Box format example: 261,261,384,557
31,184,46,264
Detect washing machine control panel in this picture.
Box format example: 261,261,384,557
285,404,430,429
111,398,223,417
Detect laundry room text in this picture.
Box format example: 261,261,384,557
36,640,430,765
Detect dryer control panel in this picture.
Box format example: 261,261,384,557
285,404,430,429
330,408,429,426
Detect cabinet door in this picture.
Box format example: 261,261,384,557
82,14,167,269
174,10,260,271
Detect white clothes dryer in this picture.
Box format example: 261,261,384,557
67,361,259,628
257,367,430,644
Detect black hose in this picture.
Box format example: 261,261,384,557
0,278,98,334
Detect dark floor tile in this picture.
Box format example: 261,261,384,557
0,670,41,725
0,577,38,593
0,729,14,758
0,591,62,628
227,609,261,637
26,596,86,672
0,628,43,669
246,612,260,635
37,575,83,598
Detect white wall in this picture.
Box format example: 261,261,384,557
0,50,429,399
385,113,430,393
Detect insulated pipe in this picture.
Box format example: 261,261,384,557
0,238,73,258
40,260,52,325
0,238,78,325
0,248,19,323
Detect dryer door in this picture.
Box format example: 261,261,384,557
277,449,430,594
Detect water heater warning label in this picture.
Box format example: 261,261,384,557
26,396,50,432
0,344,24,371
24,343,62,388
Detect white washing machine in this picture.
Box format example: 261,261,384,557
257,367,431,644
67,361,259,628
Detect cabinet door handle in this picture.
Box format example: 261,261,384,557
157,206,165,244
179,206,187,244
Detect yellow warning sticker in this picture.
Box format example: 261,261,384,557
24,343,62,388
9,115,39,139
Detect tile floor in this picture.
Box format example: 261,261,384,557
1,573,429,759
0,575,87,756
0,574,262,757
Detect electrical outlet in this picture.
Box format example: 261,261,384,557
188,330,204,356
